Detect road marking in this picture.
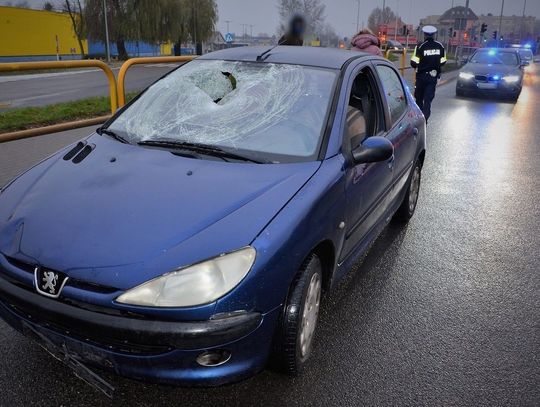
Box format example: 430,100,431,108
143,63,180,68
0,67,121,83
3,90,80,107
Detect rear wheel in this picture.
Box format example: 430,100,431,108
394,160,422,222
272,254,322,375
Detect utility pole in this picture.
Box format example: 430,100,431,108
102,0,110,63
497,0,504,48
225,20,232,33
394,0,399,41
520,0,527,41
356,0,361,33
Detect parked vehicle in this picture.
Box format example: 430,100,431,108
0,46,426,390
383,39,405,51
456,48,526,101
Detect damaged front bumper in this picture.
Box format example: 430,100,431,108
0,274,279,386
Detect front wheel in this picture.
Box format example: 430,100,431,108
271,254,322,375
394,160,422,222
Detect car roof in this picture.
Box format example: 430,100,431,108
198,46,376,69
476,48,519,53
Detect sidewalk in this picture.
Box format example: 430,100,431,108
0,126,94,187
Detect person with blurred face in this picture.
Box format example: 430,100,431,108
279,14,306,46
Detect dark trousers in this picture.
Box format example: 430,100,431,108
414,73,438,122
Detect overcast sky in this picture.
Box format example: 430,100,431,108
215,0,540,37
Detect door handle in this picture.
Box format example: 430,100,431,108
413,127,419,137
387,155,395,170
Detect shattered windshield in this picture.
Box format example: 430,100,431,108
108,60,338,162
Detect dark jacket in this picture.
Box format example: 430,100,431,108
279,33,304,46
411,38,447,75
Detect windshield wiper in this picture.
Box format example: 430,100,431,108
97,127,129,144
137,140,267,164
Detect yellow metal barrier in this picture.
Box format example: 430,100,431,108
385,48,409,76
0,116,110,143
117,56,197,107
0,60,118,112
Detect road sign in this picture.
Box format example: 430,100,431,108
225,33,234,43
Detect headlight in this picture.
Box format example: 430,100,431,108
116,247,256,307
459,72,474,80
503,75,520,83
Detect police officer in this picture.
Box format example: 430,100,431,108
410,25,447,123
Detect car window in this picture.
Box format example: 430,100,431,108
518,50,533,61
375,65,407,127
345,67,382,147
108,60,338,163
470,51,519,65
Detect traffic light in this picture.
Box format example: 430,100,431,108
492,30,497,40
481,23,488,34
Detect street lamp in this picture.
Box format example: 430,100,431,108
355,0,361,33
102,0,111,63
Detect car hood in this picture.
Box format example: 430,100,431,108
463,63,520,76
0,134,320,289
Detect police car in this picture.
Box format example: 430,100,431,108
456,48,526,101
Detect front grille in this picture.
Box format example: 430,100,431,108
4,255,119,294
2,299,172,356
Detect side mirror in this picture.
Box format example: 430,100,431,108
352,136,394,164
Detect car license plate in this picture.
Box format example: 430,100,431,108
477,82,497,89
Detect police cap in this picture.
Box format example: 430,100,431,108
422,25,438,35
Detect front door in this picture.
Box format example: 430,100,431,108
341,66,394,262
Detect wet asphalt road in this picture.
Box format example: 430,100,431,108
0,68,539,406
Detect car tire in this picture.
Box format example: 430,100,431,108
394,160,422,222
271,254,323,375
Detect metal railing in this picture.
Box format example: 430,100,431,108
0,60,118,112
0,56,198,143
385,48,411,76
117,56,197,107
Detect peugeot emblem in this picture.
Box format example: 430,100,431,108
34,266,69,299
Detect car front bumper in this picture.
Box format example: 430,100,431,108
456,79,522,97
0,274,280,386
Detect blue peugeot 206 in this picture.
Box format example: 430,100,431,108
0,46,426,391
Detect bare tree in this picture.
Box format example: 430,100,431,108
368,6,400,34
63,0,86,58
319,22,339,48
277,0,325,40
43,2,55,11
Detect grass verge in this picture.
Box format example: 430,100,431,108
0,92,138,133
